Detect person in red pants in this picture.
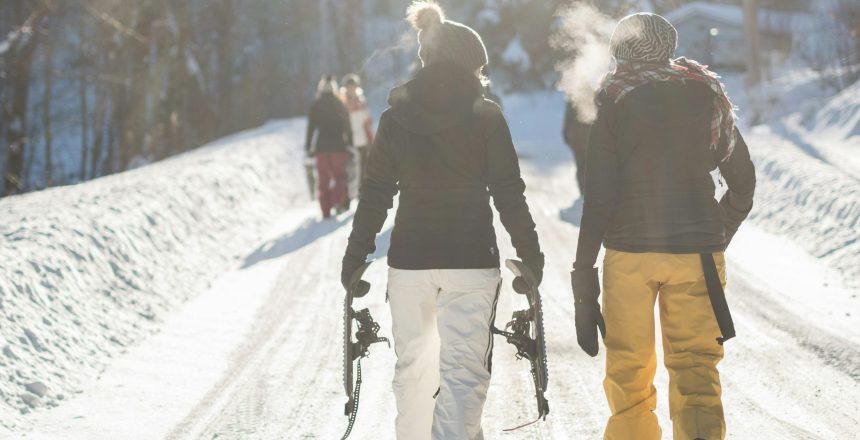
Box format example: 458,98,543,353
306,75,353,218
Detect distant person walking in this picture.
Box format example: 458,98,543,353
563,100,591,195
341,74,375,199
570,13,756,440
306,75,353,218
341,2,543,438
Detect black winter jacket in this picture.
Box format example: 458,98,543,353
344,62,542,270
305,92,352,154
575,81,756,269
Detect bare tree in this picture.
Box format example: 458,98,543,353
743,0,762,86
78,44,90,181
42,28,54,186
836,0,860,88
335,0,366,74
212,0,235,136
2,2,48,196
0,0,420,197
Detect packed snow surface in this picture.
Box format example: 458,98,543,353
2,87,859,439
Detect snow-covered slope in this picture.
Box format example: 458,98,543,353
0,120,306,429
723,68,860,177
807,79,860,143
744,126,860,286
719,73,860,288
790,79,860,175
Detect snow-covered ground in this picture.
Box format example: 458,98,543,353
2,80,859,439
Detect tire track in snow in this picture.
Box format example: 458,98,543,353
166,213,355,439
179,218,397,439
731,268,860,381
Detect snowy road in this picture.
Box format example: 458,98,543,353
13,98,860,439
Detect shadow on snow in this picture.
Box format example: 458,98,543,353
558,196,584,227
242,214,353,268
241,213,394,268
369,227,393,261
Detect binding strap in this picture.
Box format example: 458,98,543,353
700,253,735,345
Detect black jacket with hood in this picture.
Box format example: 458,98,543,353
575,80,756,269
305,92,352,154
344,62,542,271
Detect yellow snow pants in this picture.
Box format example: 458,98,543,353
602,250,727,440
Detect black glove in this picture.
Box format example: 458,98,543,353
571,267,606,357
514,253,545,294
341,255,370,297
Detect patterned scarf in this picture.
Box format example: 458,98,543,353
599,57,737,161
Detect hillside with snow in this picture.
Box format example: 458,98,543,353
719,70,860,287
0,120,305,429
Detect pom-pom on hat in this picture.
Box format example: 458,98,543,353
610,12,678,63
406,1,488,72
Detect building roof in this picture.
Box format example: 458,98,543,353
665,2,744,27
665,1,812,34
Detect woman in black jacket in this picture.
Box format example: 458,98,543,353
569,13,756,440
306,75,352,218
340,2,542,438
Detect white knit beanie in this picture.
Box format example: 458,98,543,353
610,13,678,63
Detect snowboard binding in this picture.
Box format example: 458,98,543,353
492,259,550,431
342,261,389,439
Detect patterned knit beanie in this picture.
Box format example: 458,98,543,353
407,1,489,72
610,13,678,63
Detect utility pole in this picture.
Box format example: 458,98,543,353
743,0,762,86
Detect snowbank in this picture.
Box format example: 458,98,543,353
788,79,860,175
725,69,860,177
0,120,306,429
744,126,860,288
807,80,860,144
722,71,860,287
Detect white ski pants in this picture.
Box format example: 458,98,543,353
387,267,502,440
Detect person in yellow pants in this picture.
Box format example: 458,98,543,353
602,251,726,439
568,13,756,440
